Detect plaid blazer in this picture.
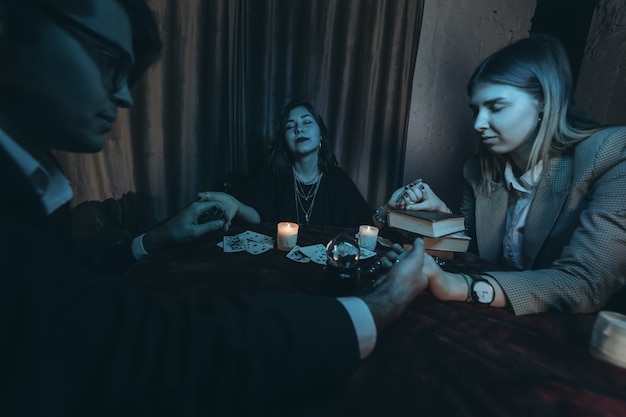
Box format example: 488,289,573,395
462,126,626,315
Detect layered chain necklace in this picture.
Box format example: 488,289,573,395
293,168,323,225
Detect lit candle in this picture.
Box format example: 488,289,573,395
277,222,299,251
358,225,379,251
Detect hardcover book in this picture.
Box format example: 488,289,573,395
388,209,465,238
397,228,471,253
425,249,455,260
423,231,471,252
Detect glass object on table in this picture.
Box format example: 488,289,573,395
323,235,361,296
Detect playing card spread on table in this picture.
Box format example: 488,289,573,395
286,246,311,263
245,241,273,255
238,230,273,244
299,244,327,265
223,235,247,252
219,231,274,254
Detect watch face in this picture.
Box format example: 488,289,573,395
473,280,495,304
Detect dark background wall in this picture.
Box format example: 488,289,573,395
530,0,597,85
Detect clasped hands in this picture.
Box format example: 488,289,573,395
377,240,464,303
142,192,239,253
375,178,464,303
387,178,450,213
362,236,468,331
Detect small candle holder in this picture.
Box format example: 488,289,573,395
277,222,299,251
323,235,361,296
358,225,379,251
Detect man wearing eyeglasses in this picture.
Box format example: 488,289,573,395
0,1,427,416
0,0,229,266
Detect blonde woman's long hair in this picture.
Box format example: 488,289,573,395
467,34,600,192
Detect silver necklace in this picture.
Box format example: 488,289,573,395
295,176,317,201
293,172,323,225
293,168,321,185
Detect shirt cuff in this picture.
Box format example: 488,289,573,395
131,233,149,260
336,296,377,359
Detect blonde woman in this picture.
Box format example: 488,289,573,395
379,35,626,315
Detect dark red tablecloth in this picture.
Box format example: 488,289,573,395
128,223,626,417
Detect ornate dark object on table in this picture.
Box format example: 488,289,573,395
323,235,361,296
365,252,445,289
432,256,446,267
361,259,385,289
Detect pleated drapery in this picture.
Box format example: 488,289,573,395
55,0,425,221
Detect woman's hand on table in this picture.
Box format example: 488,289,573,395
422,256,506,307
422,255,468,301
362,238,428,331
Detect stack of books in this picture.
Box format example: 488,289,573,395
387,209,470,259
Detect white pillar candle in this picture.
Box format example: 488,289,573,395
358,225,379,251
277,222,299,251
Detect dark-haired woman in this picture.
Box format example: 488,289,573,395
202,100,372,228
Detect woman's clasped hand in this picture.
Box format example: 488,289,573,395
386,179,451,213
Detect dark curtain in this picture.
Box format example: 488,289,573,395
55,0,424,220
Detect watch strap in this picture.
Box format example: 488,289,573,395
459,273,474,303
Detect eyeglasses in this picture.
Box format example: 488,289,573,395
27,0,134,92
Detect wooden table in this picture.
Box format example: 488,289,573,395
128,223,626,417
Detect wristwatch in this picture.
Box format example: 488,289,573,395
463,273,495,305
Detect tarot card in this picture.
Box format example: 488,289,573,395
223,235,247,252
359,248,377,260
245,241,273,255
286,246,311,263
300,244,327,265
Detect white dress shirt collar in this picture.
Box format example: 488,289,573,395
504,160,543,193
0,127,73,214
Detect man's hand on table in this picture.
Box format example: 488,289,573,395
362,238,428,331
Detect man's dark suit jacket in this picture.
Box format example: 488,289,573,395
0,148,360,416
